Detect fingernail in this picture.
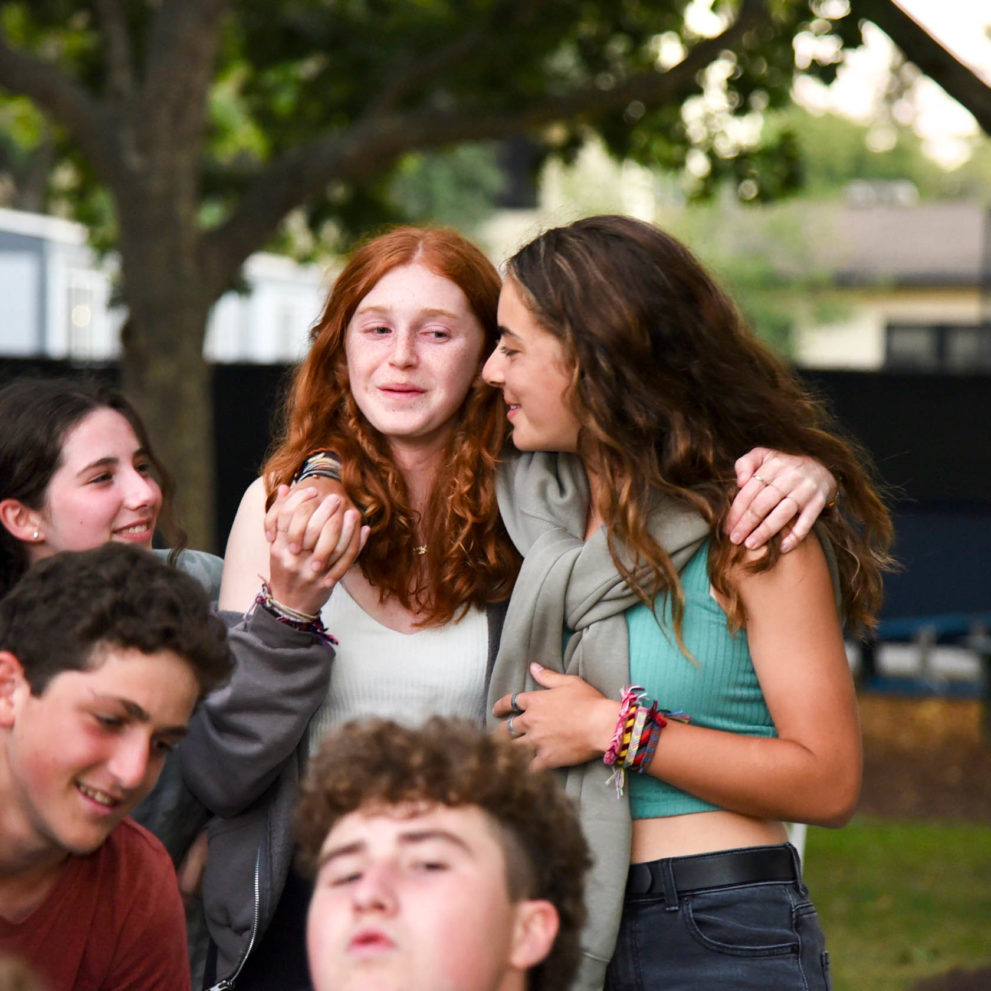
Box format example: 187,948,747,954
311,559,324,571
530,662,543,673
744,536,758,549
781,537,794,552
729,530,742,544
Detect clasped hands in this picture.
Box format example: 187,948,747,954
262,483,368,618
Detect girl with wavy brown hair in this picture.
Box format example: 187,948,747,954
192,224,837,990
484,214,893,991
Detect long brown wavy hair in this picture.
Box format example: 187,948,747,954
264,227,519,625
505,215,893,634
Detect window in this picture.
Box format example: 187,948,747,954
886,323,991,372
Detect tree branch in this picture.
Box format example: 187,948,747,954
366,0,537,118
0,129,56,212
0,30,119,180
366,23,489,118
94,0,135,101
200,0,767,294
141,0,229,145
860,0,991,136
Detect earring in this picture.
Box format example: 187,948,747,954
32,530,40,540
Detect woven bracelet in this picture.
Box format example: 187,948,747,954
254,580,338,647
293,450,342,485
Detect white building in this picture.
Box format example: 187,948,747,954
0,206,329,364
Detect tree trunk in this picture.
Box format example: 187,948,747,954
120,297,216,554
115,183,217,552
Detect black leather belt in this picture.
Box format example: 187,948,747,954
625,845,796,898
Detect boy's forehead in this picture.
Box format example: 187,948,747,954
36,640,146,680
321,802,507,862
38,645,199,721
73,641,193,675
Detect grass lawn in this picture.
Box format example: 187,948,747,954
803,816,991,990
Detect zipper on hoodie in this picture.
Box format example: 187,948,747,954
205,847,263,991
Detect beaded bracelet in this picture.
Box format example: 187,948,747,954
293,450,342,485
254,580,338,647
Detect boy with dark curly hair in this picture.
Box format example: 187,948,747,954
297,716,590,991
0,544,232,991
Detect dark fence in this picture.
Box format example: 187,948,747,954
801,370,991,633
3,359,990,629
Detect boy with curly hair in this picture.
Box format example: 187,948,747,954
297,716,590,991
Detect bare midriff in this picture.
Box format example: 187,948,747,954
631,809,789,863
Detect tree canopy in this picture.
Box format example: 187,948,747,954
0,0,986,547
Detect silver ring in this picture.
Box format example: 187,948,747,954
753,474,768,486
510,691,523,715
507,714,517,737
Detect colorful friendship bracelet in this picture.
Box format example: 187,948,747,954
293,450,342,485
254,580,338,647
603,684,643,767
604,685,689,796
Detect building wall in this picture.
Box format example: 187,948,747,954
0,208,330,365
794,286,986,368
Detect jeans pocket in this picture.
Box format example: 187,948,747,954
684,883,801,957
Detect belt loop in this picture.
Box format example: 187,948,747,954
660,859,679,911
786,842,807,895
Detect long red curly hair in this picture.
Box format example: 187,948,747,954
263,227,519,625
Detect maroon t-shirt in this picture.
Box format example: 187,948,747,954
0,818,190,991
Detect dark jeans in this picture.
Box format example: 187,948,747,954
605,844,832,990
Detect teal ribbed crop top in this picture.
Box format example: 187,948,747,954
627,541,776,819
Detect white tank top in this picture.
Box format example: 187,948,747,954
306,580,489,755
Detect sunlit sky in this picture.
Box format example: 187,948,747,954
798,0,991,166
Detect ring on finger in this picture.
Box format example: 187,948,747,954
510,691,523,715
508,714,518,738
753,474,768,486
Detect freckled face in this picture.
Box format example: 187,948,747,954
0,645,197,861
33,408,163,562
307,804,526,991
482,278,581,453
344,264,486,457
